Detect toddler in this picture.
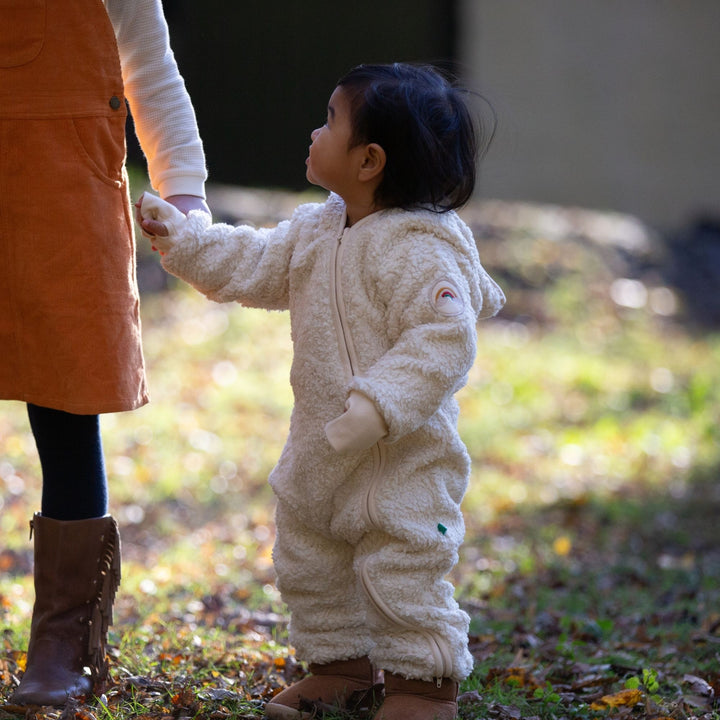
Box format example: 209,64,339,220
140,62,505,720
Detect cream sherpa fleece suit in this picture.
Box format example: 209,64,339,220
142,191,505,683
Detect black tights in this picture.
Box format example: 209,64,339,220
27,403,108,521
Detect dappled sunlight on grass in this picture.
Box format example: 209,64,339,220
460,313,720,528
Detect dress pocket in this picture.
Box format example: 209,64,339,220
69,114,127,186
0,0,47,68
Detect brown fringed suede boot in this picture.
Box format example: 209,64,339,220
372,673,458,720
265,655,380,719
10,513,121,706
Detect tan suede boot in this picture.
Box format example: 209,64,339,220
265,655,379,719
10,514,121,706
372,673,458,720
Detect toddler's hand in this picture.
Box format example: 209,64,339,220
136,193,187,254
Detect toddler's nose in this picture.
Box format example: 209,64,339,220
311,128,320,141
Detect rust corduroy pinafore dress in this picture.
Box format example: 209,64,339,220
0,0,149,414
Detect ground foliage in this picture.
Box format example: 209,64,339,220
1,188,719,719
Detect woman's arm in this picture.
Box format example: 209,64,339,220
106,0,207,200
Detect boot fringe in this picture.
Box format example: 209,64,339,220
87,518,122,682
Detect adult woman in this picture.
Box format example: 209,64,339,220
1,0,208,705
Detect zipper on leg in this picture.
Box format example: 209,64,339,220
358,556,453,680
362,440,386,528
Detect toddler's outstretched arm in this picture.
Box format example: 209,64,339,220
134,191,300,309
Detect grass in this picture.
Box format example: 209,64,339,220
1,185,719,718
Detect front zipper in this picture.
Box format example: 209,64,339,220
331,231,385,529
358,556,453,681
330,232,354,378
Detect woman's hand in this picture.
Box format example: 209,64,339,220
165,194,211,217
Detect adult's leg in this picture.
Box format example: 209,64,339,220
27,402,107,520
11,404,120,707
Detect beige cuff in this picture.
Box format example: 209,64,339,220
325,391,388,454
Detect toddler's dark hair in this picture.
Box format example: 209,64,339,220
337,62,491,213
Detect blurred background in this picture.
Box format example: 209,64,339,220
126,0,720,329
139,0,720,235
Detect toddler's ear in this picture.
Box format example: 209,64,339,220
359,143,386,182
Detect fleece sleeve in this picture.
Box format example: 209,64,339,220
158,208,306,310
348,235,480,443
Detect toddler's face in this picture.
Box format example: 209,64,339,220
305,87,365,198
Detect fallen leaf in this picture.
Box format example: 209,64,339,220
553,535,572,556
458,689,484,704
590,688,643,710
683,673,714,698
496,703,522,719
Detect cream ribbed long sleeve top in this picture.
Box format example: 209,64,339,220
105,0,207,198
